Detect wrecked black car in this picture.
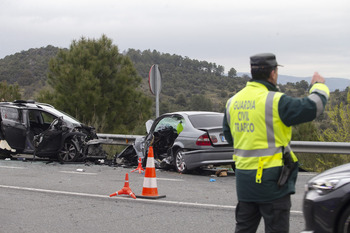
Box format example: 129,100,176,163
0,100,107,162
116,111,234,173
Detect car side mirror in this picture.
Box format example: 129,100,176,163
145,119,153,134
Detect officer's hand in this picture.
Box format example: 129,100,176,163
311,72,325,85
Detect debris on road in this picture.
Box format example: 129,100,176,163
215,169,228,177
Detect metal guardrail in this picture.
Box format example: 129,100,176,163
97,134,144,146
290,141,350,154
97,134,350,154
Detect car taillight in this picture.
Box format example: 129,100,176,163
210,135,218,143
196,134,212,146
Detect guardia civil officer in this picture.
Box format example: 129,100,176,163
223,53,329,233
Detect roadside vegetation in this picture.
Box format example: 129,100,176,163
0,34,349,172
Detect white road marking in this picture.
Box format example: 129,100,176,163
0,165,25,169
154,178,184,181
0,184,302,214
60,171,97,175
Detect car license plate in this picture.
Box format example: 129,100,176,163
221,135,226,142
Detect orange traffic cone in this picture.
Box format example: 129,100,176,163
109,173,136,199
136,146,166,199
131,158,145,174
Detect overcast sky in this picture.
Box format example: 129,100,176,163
1,0,349,78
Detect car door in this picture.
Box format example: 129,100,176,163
0,106,26,150
34,117,63,154
151,116,181,155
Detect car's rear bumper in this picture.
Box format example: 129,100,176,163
182,148,234,170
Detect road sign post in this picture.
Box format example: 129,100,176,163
148,64,162,118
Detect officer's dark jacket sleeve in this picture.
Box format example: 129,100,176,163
278,88,328,127
223,112,233,146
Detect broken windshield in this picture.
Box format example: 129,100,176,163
40,105,81,126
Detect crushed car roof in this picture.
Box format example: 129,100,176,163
0,100,54,109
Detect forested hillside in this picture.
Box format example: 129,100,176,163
0,45,60,98
0,46,249,113
0,45,348,120
0,45,344,114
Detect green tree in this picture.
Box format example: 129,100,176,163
319,91,350,142
292,122,319,141
38,35,152,133
190,94,212,111
214,65,225,76
228,68,237,78
296,80,309,91
175,93,187,106
0,81,21,101
297,91,350,172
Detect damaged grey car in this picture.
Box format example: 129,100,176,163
116,111,234,173
0,100,107,162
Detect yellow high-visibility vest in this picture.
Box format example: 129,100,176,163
226,82,298,183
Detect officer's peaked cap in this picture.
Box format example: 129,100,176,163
250,53,283,68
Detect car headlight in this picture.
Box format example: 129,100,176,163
307,176,350,195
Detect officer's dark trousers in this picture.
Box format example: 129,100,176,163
234,194,291,233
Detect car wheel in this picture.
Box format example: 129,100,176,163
338,206,350,233
77,144,92,162
174,148,188,173
58,139,78,163
75,149,87,162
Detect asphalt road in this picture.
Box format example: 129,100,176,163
0,158,315,233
